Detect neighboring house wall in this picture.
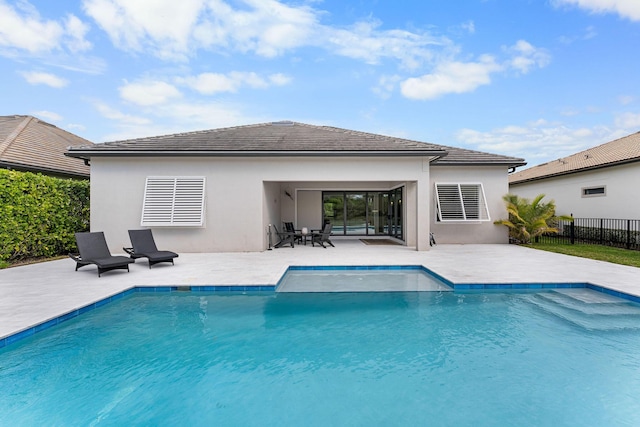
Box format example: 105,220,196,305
90,156,434,253
430,166,511,244
510,162,640,219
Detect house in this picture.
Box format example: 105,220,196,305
0,115,93,179
509,131,640,219
66,121,525,253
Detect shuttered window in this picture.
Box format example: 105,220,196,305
141,177,206,226
435,183,490,222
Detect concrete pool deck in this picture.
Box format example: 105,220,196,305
1,241,639,343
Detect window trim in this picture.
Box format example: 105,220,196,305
434,182,491,222
141,176,206,227
581,186,606,198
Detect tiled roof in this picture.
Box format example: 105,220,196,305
509,131,640,184
0,115,93,178
66,121,525,166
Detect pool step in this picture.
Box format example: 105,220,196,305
523,290,640,331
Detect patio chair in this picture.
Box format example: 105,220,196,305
430,232,437,246
273,224,295,248
70,232,134,277
311,223,334,248
124,229,179,268
284,221,303,244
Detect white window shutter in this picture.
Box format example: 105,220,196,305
141,177,205,226
435,183,490,222
435,184,465,220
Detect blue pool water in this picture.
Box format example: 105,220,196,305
2,290,640,426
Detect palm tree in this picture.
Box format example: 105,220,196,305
494,194,572,244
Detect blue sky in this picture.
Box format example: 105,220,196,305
1,0,639,168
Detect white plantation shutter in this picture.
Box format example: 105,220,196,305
435,183,490,222
141,177,206,226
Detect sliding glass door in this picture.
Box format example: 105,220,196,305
322,187,403,239
389,187,403,240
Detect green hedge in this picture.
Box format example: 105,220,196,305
0,169,89,262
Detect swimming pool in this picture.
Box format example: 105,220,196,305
1,290,640,426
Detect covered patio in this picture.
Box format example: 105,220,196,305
267,181,411,247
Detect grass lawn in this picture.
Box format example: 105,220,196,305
526,242,640,268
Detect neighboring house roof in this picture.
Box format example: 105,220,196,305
510,131,640,185
66,121,525,167
0,115,93,179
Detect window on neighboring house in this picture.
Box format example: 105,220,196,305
582,186,606,197
141,177,206,226
435,183,490,222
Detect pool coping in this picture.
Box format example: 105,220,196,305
2,264,640,350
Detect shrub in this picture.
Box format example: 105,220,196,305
0,169,89,263
494,193,572,244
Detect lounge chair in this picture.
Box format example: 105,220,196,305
124,229,179,268
70,232,134,277
273,224,295,248
311,223,334,248
284,221,302,244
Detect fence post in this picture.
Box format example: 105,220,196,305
570,214,575,244
627,220,631,250
599,218,604,244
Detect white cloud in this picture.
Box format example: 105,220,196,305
83,0,316,60
82,0,204,60
0,1,90,55
63,14,92,52
618,95,635,105
67,123,87,132
268,73,291,86
400,55,502,100
119,80,182,106
615,112,640,128
372,75,402,99
94,101,151,126
21,71,68,87
94,99,261,142
32,110,63,122
321,20,449,70
177,71,291,94
505,40,551,74
554,0,640,21
0,1,62,53
455,121,634,167
82,0,449,69
398,40,549,100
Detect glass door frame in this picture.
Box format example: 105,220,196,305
321,186,404,240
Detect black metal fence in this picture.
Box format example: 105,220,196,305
537,217,640,251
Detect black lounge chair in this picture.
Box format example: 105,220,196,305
284,221,302,244
124,229,179,268
311,223,334,248
70,232,134,277
273,224,295,248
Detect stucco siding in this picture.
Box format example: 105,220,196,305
510,163,640,219
430,166,510,244
90,156,433,253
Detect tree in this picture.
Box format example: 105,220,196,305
494,194,572,244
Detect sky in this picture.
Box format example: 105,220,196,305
1,0,639,169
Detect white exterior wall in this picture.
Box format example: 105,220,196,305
430,166,511,244
510,163,640,219
90,156,433,253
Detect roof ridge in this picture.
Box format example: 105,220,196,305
0,115,33,157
